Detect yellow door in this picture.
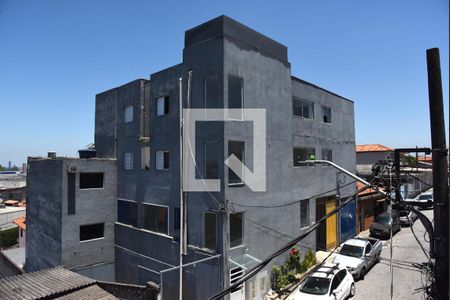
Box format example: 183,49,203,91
325,199,337,249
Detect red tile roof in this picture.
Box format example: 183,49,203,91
356,144,393,153
12,216,26,230
417,155,432,162
356,182,384,196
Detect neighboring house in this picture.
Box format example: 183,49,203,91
93,15,356,299
0,266,159,300
13,216,26,248
355,182,386,232
25,155,117,281
0,205,25,230
356,144,393,178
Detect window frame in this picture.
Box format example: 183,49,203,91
203,212,217,250
204,75,219,109
204,140,219,179
156,96,169,116
321,105,332,124
292,97,314,119
141,202,169,235
124,152,134,170
79,223,105,242
321,149,333,162
141,147,151,170
230,212,244,249
300,199,310,228
124,105,134,123
155,150,170,170
117,199,138,227
293,147,316,167
79,172,104,189
228,141,245,186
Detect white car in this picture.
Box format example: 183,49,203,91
288,264,355,300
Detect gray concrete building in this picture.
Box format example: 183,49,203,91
94,16,356,299
25,156,117,281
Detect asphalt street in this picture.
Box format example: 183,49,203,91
353,208,433,300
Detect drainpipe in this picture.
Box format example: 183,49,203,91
178,76,184,300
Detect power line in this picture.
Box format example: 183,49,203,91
231,180,357,209
209,185,370,300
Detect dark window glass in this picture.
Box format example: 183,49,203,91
68,172,76,215
228,141,244,185
164,96,170,114
322,149,332,162
228,75,243,109
79,173,104,189
365,243,372,255
205,75,219,108
293,98,314,119
300,199,309,228
117,200,137,227
80,223,104,241
322,105,332,123
293,148,315,166
205,141,219,179
143,204,168,235
230,212,243,247
163,152,170,169
174,207,180,230
204,213,217,250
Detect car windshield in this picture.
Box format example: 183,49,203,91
300,277,331,295
376,215,391,224
340,244,363,258
418,194,432,200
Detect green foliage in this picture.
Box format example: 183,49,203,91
271,265,288,291
287,271,297,283
0,227,19,248
304,250,317,269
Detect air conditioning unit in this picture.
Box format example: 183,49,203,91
67,164,78,173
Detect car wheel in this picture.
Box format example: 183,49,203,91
360,267,366,280
349,283,356,298
376,252,381,263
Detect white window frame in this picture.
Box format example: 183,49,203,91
124,152,134,170
124,105,134,123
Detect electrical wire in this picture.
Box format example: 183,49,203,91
209,185,371,300
231,180,357,209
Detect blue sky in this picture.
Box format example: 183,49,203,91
0,0,448,166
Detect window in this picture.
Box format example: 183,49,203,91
300,199,310,228
204,75,219,108
142,204,168,235
293,148,315,166
156,151,169,170
124,105,134,123
80,223,104,241
117,200,137,226
228,141,244,185
365,243,372,255
322,149,332,162
321,105,332,123
79,173,104,189
205,141,219,179
124,153,134,170
230,212,243,248
228,75,243,109
156,96,169,116
293,98,314,119
67,172,75,215
141,147,150,170
204,212,217,250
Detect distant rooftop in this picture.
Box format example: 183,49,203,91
356,144,393,153
12,216,26,231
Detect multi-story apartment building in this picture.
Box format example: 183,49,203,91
94,16,356,299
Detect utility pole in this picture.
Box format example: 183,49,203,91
426,47,449,300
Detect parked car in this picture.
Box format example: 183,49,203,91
416,192,433,209
369,211,401,239
399,210,418,226
332,237,382,280
288,264,355,300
